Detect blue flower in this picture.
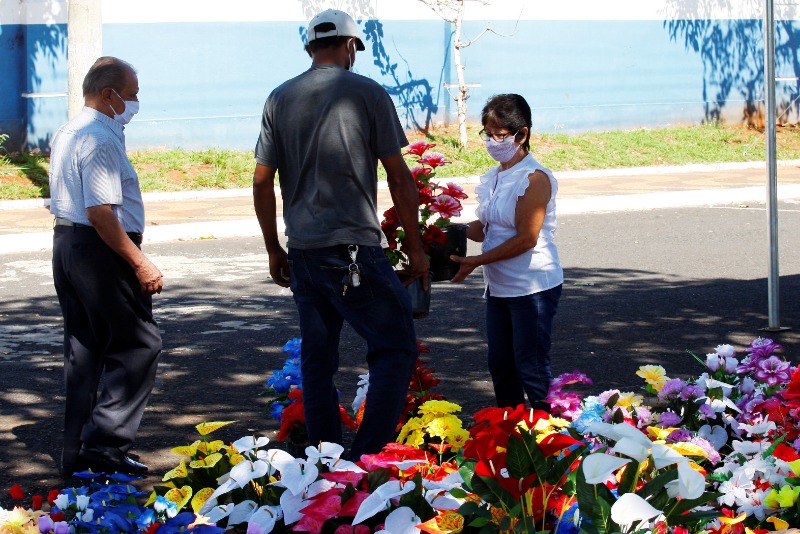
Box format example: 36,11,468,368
136,508,157,530
282,338,302,358
266,370,295,393
269,402,285,421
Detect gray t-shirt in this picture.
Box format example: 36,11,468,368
255,64,408,249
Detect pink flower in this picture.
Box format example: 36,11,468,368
405,141,436,156
417,151,450,168
440,182,468,200
428,195,461,218
753,356,793,386
410,166,433,181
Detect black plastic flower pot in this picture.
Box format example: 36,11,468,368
428,223,468,282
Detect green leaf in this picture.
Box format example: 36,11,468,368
449,487,469,499
616,456,640,495
470,474,516,508
506,434,536,480
548,442,589,487
636,469,679,500
663,492,722,523
575,461,616,534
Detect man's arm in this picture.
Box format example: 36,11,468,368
253,163,290,288
86,204,163,295
381,152,430,289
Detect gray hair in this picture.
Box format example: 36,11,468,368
82,56,136,96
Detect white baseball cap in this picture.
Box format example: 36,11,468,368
306,9,365,51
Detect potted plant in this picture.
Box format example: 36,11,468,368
380,141,469,315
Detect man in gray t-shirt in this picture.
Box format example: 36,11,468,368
253,9,428,460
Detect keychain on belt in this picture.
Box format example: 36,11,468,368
342,245,362,296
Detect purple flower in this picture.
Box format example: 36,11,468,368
689,436,722,464
666,429,692,442
753,356,793,386
547,391,584,419
738,376,756,395
698,403,717,420
680,385,704,401
748,337,782,359
551,370,592,389
658,378,687,401
634,406,654,426
659,411,682,426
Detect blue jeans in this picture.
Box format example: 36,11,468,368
288,245,418,459
486,285,562,409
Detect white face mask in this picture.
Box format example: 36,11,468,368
485,135,519,163
347,38,356,72
109,89,139,126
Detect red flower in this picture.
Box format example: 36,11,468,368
440,182,468,200
50,512,66,522
417,151,450,168
382,206,400,227
146,523,161,534
417,185,435,205
411,166,433,181
428,195,462,219
47,489,61,507
8,484,23,500
421,225,448,252
339,491,371,517
416,341,429,354
405,141,437,156
31,495,43,511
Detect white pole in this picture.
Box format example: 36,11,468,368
764,0,783,330
67,0,103,119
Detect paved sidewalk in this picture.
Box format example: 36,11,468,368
2,161,800,254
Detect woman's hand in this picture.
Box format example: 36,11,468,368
449,254,481,283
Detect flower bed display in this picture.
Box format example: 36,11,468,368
4,337,800,533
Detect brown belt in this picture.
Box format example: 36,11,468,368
54,217,143,245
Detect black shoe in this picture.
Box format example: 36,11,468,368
79,445,149,475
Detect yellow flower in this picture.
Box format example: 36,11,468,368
764,486,800,509
229,453,245,465
195,421,236,436
789,458,800,476
197,440,226,455
418,400,462,416
668,442,708,459
417,511,464,533
615,391,643,408
636,365,669,391
164,486,193,511
171,440,200,457
163,459,188,482
446,429,471,452
426,415,464,441
398,417,424,444
191,488,216,513
189,452,223,469
646,426,679,441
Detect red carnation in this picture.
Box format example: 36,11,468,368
8,484,23,500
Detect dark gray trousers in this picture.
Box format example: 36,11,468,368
52,226,161,467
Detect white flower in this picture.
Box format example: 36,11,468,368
227,500,258,526
705,353,722,371
53,494,70,511
715,344,737,358
383,506,422,534
75,495,89,511
305,442,344,462
353,480,416,525
738,419,776,437
739,376,756,394
582,453,631,484
723,356,739,373
232,435,270,454
352,373,369,413
717,470,755,507
610,493,662,532
246,505,282,534
272,458,319,496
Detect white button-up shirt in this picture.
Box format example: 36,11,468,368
49,107,145,233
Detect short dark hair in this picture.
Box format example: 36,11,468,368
481,94,532,151
82,56,136,96
307,33,350,52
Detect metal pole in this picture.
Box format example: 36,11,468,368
764,0,783,330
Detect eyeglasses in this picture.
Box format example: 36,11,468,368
478,129,519,142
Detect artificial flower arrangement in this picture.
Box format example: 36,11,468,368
380,141,468,270
6,336,800,533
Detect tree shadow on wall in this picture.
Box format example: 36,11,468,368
664,0,800,126
296,0,439,133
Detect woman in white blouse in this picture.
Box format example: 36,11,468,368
450,94,563,411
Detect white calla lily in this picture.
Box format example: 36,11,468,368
232,435,270,454
650,443,686,469
383,506,422,534
424,489,462,510
322,457,366,473
227,500,258,526
305,442,344,462
582,453,631,484
203,503,233,523
202,478,238,509
611,437,651,463
279,489,306,525
275,458,319,496
675,461,706,499
229,459,270,487
610,493,662,531
353,480,416,525
246,505,282,534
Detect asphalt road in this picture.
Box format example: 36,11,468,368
3,201,800,505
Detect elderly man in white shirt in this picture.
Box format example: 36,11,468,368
50,56,162,476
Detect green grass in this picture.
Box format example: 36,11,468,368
3,122,800,200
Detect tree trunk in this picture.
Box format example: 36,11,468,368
453,0,469,148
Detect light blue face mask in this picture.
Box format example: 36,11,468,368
109,89,140,126
485,135,519,163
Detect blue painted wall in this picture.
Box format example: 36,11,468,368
2,17,799,152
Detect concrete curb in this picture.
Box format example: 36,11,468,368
4,183,800,255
